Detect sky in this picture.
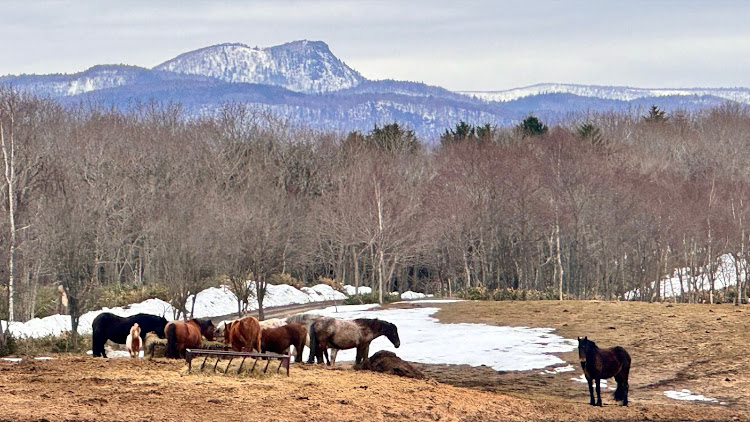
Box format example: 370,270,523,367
2,1,750,91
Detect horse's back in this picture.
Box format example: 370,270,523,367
129,314,168,338
230,317,261,352
315,318,361,350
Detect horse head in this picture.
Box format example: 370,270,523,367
223,322,231,345
577,336,596,363
197,319,215,341
383,320,400,348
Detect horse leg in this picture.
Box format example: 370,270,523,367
595,379,602,406
614,373,629,406
586,377,595,406
92,333,106,358
330,349,337,365
355,344,368,365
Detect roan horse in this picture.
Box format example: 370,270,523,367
578,336,631,406
223,317,262,353
310,317,400,365
165,318,216,359
91,312,168,358
261,322,307,362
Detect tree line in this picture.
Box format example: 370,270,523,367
2,88,750,343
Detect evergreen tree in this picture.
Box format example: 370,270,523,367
577,122,605,146
518,115,548,138
367,123,420,154
440,121,495,146
644,105,668,123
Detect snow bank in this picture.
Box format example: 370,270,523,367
342,285,373,296
3,298,176,339
3,282,349,338
627,253,745,299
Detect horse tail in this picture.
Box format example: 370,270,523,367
91,317,106,358
613,346,631,404
307,321,319,364
165,323,179,359
255,322,262,353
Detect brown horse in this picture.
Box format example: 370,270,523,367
578,336,631,406
310,317,400,365
224,316,262,353
164,319,215,359
261,322,307,362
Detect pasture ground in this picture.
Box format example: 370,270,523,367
0,300,748,421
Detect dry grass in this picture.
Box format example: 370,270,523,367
0,300,747,421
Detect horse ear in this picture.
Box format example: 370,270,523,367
584,336,588,341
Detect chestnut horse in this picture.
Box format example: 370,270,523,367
261,322,307,362
310,317,400,365
126,323,142,358
165,319,215,359
224,316,262,353
578,336,631,406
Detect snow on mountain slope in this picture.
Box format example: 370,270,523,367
0,65,151,96
154,40,364,94
460,83,750,104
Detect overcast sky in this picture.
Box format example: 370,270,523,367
2,1,749,91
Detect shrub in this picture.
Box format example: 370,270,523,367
268,273,302,289
318,276,343,291
343,291,398,305
0,329,17,356
12,333,92,355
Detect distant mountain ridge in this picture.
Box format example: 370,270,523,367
460,83,750,104
1,40,747,140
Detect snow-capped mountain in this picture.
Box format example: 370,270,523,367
1,40,748,140
460,83,750,105
154,40,364,94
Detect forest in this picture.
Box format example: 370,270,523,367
1,86,749,332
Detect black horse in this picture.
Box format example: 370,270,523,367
578,336,631,406
92,312,168,357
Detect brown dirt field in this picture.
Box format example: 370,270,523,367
0,300,748,421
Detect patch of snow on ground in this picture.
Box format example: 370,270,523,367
664,389,719,402
393,299,462,305
401,291,429,299
570,374,615,390
307,305,576,371
540,365,575,375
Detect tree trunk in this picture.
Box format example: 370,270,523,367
555,219,564,301
378,250,384,304
1,122,16,322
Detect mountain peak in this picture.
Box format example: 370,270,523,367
153,40,363,94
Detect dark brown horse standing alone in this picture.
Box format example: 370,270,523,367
165,319,215,359
578,336,631,406
310,317,400,365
